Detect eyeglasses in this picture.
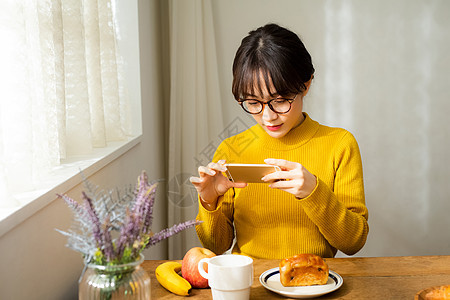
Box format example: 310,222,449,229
238,94,298,114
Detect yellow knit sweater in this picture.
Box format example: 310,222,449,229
196,113,369,259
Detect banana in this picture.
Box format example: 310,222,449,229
155,261,191,296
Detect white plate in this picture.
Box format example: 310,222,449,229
259,268,343,299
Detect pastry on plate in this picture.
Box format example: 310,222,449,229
425,285,450,300
279,253,329,287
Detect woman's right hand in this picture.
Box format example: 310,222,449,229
190,160,247,210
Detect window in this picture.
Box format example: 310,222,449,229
0,0,141,232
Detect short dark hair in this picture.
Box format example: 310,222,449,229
232,23,315,100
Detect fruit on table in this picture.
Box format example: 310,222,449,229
182,247,216,288
155,261,191,296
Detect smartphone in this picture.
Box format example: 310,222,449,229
224,163,281,183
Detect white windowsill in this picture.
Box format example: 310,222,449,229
0,135,142,238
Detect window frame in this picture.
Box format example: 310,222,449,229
0,0,142,238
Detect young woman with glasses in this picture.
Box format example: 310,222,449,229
190,23,368,259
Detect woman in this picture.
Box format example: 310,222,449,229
190,23,368,259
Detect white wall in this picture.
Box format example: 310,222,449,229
0,1,167,299
211,0,450,257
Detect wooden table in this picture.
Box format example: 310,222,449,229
142,255,450,299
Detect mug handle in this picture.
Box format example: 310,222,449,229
198,257,210,279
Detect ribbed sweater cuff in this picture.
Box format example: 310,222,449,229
295,175,320,202
196,195,234,253
197,195,223,222
296,177,330,210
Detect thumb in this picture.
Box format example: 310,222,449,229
232,182,248,189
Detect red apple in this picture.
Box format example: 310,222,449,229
181,247,216,288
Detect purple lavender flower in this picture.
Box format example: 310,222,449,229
57,170,202,265
102,216,114,262
132,174,157,229
142,186,157,235
116,209,135,258
82,192,103,249
58,193,79,210
58,194,90,226
146,219,203,248
128,175,159,245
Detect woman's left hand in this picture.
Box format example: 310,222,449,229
262,158,317,199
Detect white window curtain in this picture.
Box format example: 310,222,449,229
167,0,225,259
0,0,130,208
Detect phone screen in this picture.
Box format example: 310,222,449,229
225,164,280,183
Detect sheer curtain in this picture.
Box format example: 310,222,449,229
0,0,130,209
167,0,225,259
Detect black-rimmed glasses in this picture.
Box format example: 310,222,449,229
238,94,298,114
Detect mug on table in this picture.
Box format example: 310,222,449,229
198,254,253,300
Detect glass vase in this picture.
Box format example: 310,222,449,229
79,255,151,300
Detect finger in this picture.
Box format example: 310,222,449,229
189,176,202,184
198,165,216,176
268,180,297,189
264,158,300,171
207,162,227,172
262,170,297,182
232,182,248,189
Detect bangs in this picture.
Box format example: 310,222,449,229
232,52,304,100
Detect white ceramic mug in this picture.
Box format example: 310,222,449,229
198,254,253,300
